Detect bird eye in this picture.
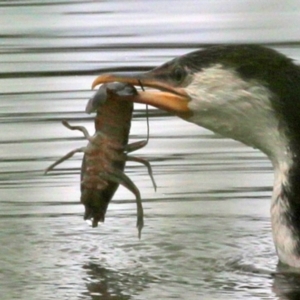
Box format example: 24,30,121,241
173,67,185,83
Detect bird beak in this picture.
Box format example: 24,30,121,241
91,72,192,119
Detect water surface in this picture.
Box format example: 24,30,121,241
1,1,300,299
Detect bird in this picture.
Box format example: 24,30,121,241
92,44,300,268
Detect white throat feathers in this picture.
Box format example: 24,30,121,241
186,64,300,266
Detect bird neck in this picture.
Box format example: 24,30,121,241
271,153,300,267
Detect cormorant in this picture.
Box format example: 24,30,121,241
92,45,300,268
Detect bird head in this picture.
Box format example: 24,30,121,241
92,45,300,163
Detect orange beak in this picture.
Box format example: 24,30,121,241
91,73,192,119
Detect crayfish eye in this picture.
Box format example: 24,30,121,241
172,67,186,84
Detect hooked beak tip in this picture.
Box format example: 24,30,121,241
91,75,110,89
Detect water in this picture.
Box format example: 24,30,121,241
1,1,300,299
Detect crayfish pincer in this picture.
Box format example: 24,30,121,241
45,82,156,238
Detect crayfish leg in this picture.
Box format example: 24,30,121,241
62,119,91,141
126,155,157,191
44,147,86,174
125,140,147,153
100,170,144,239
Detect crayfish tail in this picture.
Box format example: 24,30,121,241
81,189,110,227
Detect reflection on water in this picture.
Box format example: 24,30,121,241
83,261,153,299
1,0,300,299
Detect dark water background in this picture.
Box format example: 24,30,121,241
1,1,300,299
